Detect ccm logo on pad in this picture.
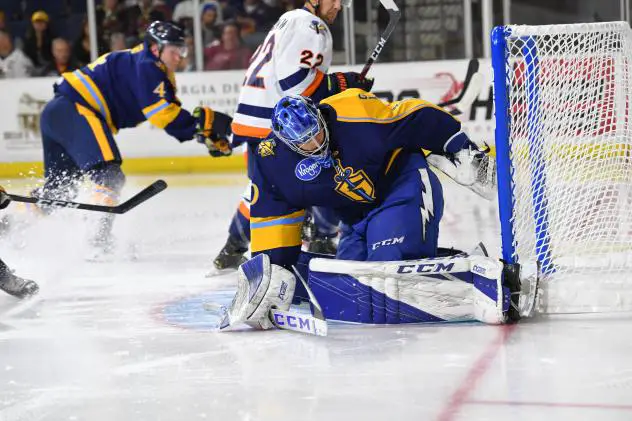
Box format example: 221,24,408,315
396,262,455,274
372,236,405,250
472,265,486,275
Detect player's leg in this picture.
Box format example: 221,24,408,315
0,257,39,299
43,96,124,253
366,167,444,261
305,206,339,254
336,219,368,261
213,183,251,270
38,96,84,205
212,149,253,272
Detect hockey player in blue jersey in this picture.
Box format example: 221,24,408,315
209,0,373,272
37,21,232,254
218,90,519,330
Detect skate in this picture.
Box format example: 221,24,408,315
307,235,338,255
206,236,248,277
85,213,117,262
85,233,117,262
0,268,39,299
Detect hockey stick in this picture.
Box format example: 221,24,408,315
437,59,484,116
360,0,401,79
7,180,167,214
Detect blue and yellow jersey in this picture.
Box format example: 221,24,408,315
56,42,197,141
250,88,471,268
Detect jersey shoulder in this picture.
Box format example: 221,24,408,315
322,89,443,123
273,9,329,37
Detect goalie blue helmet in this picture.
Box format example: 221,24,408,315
271,95,330,162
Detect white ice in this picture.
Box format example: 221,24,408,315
1,174,631,421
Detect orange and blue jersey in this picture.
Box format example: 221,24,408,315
56,42,197,142
249,89,471,268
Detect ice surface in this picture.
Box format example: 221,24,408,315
1,174,631,421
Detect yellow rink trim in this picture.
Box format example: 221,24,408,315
0,155,246,178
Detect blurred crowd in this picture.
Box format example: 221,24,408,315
0,0,304,79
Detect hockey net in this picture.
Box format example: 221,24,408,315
492,22,632,313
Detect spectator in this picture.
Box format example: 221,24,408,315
72,17,106,68
36,38,78,77
0,30,33,79
279,0,304,12
96,0,128,46
173,0,220,32
126,0,170,41
204,22,252,71
23,10,54,70
236,0,280,34
0,10,6,32
217,0,237,21
177,32,196,72
201,2,223,46
110,32,127,51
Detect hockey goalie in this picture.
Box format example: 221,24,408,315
219,89,523,333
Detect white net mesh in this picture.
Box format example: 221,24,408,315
499,22,632,313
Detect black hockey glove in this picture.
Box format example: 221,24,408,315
0,186,10,210
193,106,233,157
329,72,375,93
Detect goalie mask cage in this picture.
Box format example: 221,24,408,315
491,21,632,313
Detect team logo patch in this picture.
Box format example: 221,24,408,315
257,139,276,157
310,20,327,34
333,159,376,203
295,157,322,181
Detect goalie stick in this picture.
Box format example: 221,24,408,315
7,180,167,214
268,266,328,336
360,0,401,79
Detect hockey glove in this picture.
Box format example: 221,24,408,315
329,72,374,93
0,186,10,210
193,106,233,157
426,139,496,200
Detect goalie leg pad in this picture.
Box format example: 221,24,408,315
220,254,296,330
309,255,510,325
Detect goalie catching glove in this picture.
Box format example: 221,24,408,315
193,106,233,157
219,254,296,330
426,135,496,200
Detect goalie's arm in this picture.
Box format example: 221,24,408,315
391,101,474,154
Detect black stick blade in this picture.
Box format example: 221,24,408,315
114,180,168,214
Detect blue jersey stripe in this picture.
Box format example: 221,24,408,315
144,101,170,118
251,215,304,229
236,103,274,119
76,71,107,118
279,68,311,91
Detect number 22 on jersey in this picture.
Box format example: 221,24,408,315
244,35,276,89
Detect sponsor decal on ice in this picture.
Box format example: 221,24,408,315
295,157,322,181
